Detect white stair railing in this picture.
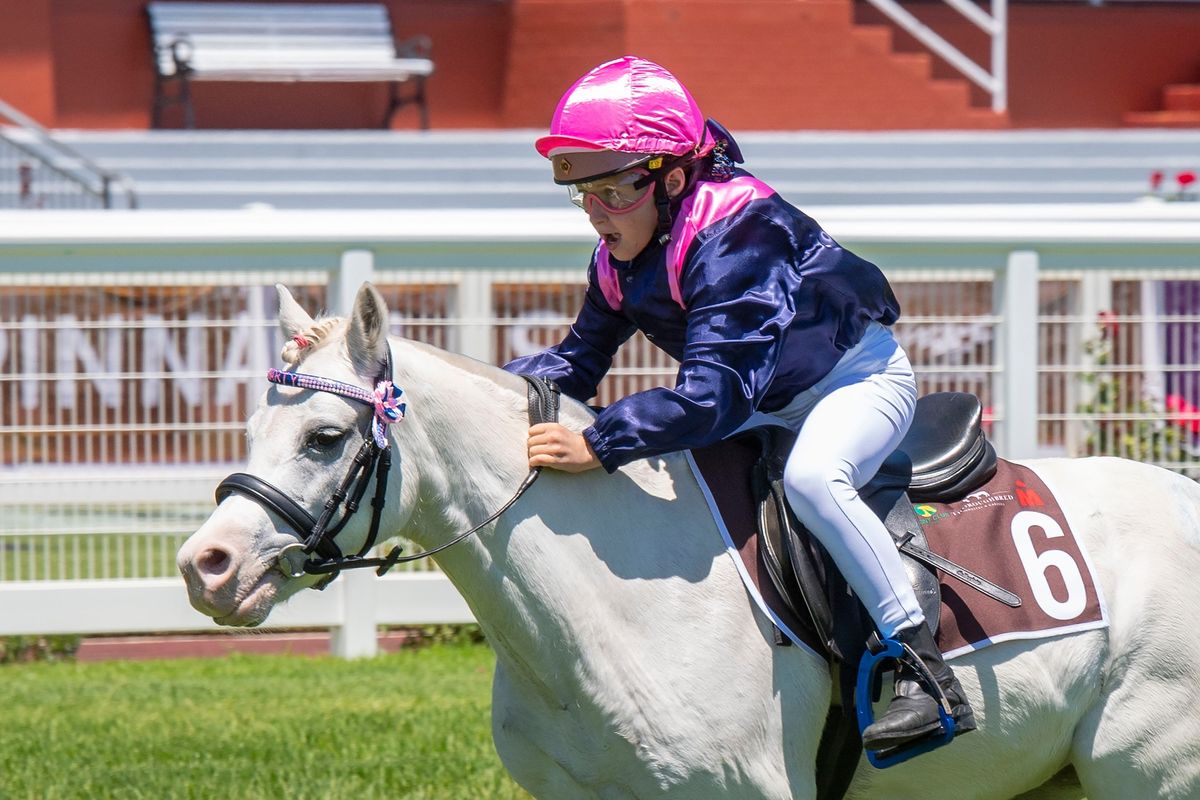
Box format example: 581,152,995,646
863,0,1007,112
0,98,137,209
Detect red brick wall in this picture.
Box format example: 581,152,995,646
0,0,57,123
20,0,511,129
1,0,1197,129
504,0,1011,129
855,2,1200,127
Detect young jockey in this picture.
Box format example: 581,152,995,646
503,55,975,751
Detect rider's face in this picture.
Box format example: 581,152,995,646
585,178,658,261
581,167,686,261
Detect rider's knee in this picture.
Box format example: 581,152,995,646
782,456,855,517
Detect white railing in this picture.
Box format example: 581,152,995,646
863,0,1007,112
0,99,138,209
2,203,1198,655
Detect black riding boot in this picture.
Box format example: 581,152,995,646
861,622,976,750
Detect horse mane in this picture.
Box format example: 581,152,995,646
399,338,598,428
278,311,594,430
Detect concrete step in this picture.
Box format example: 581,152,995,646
1165,85,1200,112
19,129,1200,209
851,24,894,56
49,130,544,161
1123,110,1200,128
102,176,1164,210
121,187,1167,210
52,129,1200,160
92,162,1192,184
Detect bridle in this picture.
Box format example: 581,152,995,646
215,349,559,588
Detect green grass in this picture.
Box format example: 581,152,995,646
0,643,530,799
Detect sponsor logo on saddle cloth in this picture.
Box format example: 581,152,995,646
685,446,1108,661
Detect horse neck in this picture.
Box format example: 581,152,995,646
388,340,535,549
387,341,687,668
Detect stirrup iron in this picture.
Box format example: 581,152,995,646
854,633,957,768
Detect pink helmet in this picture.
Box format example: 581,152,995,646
536,56,716,185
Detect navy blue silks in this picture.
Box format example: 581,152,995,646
503,171,900,473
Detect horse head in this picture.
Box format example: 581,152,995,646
176,282,422,625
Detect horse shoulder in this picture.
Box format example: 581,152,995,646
483,453,829,797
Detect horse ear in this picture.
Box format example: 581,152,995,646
276,284,315,338
347,282,390,376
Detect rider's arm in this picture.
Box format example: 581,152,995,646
580,211,873,474
503,256,637,403
582,212,820,472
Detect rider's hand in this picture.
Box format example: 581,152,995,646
527,423,601,473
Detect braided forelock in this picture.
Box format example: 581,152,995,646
279,316,347,366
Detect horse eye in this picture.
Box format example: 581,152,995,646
305,428,347,450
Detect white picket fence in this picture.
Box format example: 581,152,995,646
1,203,1198,656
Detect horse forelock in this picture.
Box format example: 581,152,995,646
280,316,348,367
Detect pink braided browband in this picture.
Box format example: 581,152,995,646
267,368,406,448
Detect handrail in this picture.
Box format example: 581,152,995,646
0,98,138,209
863,0,1007,113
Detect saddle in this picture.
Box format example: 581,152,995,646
752,391,1001,663
739,391,1012,795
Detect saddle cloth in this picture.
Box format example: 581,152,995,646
687,442,1108,660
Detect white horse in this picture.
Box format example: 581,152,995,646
177,283,1200,800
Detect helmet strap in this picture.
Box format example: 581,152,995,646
653,177,673,245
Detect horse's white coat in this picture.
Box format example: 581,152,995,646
177,285,1200,799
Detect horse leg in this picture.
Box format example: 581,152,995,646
489,662,603,800
491,707,611,798
1069,662,1200,799
1010,765,1086,800
1058,464,1200,799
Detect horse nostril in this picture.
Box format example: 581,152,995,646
196,546,233,577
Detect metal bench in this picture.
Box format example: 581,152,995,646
147,2,434,129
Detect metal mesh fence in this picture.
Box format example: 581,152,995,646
1,272,321,579
3,266,1199,580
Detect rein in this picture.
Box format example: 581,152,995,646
215,350,559,587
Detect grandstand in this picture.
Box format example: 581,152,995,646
41,128,1200,209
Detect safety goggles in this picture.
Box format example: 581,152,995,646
567,169,655,214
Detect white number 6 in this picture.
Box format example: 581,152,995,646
1011,510,1087,621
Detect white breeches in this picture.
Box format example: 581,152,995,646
738,322,924,638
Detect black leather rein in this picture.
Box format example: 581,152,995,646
215,355,559,587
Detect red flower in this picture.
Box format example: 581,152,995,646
1098,309,1119,338
1149,170,1164,191
1166,393,1200,434
1178,170,1197,189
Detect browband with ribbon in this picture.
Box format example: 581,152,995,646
267,367,406,448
